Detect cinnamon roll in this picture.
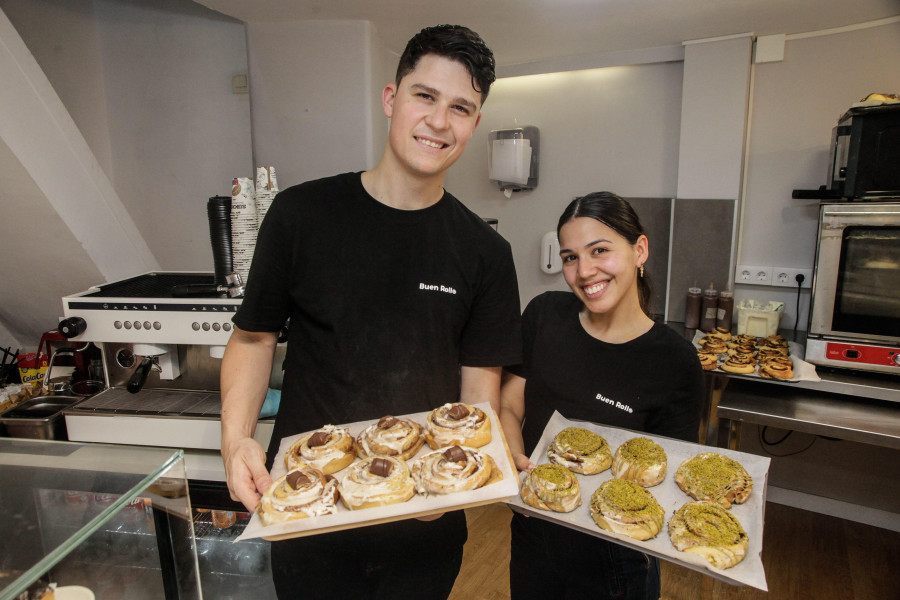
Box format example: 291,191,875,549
697,352,718,371
675,452,753,509
410,445,502,496
611,437,667,487
423,402,492,449
355,415,425,461
338,456,417,510
699,337,728,354
258,467,339,525
708,327,732,341
759,361,794,380
668,501,749,569
284,425,356,474
547,427,612,474
520,463,582,513
719,357,755,374
589,478,665,541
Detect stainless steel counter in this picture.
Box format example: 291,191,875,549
666,322,900,448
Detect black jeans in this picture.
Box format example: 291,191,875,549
510,512,660,600
271,511,467,599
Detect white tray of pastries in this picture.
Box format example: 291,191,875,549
236,402,519,542
506,411,771,591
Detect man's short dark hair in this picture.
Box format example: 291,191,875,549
396,25,496,105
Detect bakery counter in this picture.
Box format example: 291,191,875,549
0,439,200,600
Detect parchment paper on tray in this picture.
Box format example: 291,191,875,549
691,331,820,383
235,402,519,542
505,412,771,591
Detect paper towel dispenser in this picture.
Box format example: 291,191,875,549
488,127,539,192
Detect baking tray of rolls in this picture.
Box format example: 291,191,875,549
692,330,820,383
505,411,771,591
235,402,519,542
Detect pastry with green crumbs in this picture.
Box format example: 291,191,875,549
547,427,612,474
589,478,664,540
611,437,667,487
675,452,752,509
520,463,582,513
668,501,749,569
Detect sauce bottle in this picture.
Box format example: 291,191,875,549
716,290,734,331
684,286,702,329
699,282,718,332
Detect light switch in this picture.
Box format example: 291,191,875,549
541,231,562,274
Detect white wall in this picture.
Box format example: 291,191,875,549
0,0,253,351
445,62,685,307
733,20,900,330
246,20,389,190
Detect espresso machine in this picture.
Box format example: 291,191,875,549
57,271,280,598
58,271,279,483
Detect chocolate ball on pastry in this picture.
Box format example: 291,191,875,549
520,463,582,513
411,445,502,495
547,427,612,474
338,456,417,510
612,437,667,487
424,402,492,449
675,452,753,509
356,415,425,461
668,501,749,569
258,466,339,525
284,425,356,474
589,478,665,541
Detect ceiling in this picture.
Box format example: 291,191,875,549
195,0,899,66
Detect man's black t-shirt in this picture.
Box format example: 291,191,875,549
515,291,703,453
234,172,522,463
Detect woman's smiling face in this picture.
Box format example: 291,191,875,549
558,216,647,315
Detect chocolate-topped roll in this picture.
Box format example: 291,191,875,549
258,466,339,525
410,446,502,496
338,456,416,510
284,425,356,475
355,416,425,461
423,402,492,449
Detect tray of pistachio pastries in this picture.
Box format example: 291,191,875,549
235,402,520,542
506,411,771,591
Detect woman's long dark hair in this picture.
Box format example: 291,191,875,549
557,191,652,316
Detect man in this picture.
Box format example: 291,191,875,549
220,25,522,599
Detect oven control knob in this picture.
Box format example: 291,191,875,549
58,317,87,338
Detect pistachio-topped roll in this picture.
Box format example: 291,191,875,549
589,479,664,541
547,427,612,475
520,463,582,513
668,501,749,569
611,437,667,487
675,452,752,509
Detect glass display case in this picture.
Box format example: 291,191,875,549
0,438,199,599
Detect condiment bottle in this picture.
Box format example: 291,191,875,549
699,282,718,332
716,290,734,331
684,286,702,329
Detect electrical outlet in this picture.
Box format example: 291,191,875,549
772,267,812,288
736,265,772,285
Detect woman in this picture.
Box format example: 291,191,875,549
499,191,703,599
